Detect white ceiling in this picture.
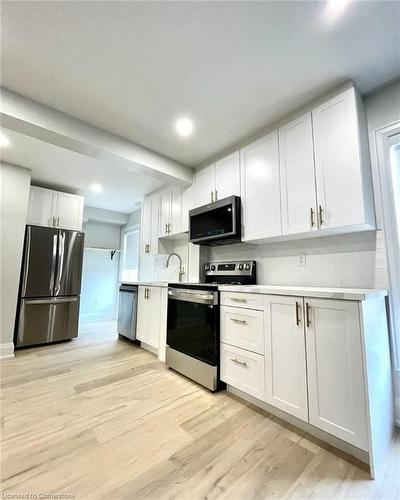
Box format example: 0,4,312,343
1,1,399,167
0,129,164,213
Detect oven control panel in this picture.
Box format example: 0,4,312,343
204,260,256,279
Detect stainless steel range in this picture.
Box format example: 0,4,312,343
166,260,256,391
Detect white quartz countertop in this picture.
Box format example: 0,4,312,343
119,281,169,287
218,285,388,301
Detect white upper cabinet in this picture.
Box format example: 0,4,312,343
305,298,369,450
264,295,308,422
215,151,241,200
181,184,194,233
279,113,318,235
141,194,159,255
312,87,374,231
241,131,282,241
55,192,84,231
27,186,56,227
159,189,172,238
194,164,215,207
27,186,83,231
159,187,184,237
141,196,152,255
194,151,240,208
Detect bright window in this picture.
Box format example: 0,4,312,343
120,227,139,282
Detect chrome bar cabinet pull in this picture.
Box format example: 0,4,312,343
231,358,248,368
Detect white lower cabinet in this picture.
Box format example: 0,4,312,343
305,298,369,450
220,343,265,400
220,291,376,458
136,286,163,350
264,295,308,422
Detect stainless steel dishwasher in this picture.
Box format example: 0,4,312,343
117,284,138,340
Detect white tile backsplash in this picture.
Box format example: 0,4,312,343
209,230,389,289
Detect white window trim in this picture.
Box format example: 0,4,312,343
374,120,400,370
119,224,140,282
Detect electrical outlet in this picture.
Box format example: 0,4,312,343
297,253,306,267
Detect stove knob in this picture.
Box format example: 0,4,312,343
244,263,250,271
211,265,216,271
204,264,209,271
238,264,244,271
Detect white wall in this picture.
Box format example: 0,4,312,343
80,250,120,322
83,220,122,249
364,80,400,424
0,163,31,358
80,218,124,322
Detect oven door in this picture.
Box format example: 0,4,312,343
189,195,241,245
167,288,219,366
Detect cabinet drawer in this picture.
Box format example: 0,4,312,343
221,306,264,354
221,292,263,310
220,343,265,400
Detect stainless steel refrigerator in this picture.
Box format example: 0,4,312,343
15,225,85,348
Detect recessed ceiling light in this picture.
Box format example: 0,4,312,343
0,132,10,148
325,0,350,23
175,118,194,137
90,183,103,193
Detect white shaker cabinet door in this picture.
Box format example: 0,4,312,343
312,88,367,230
194,164,215,207
215,151,240,201
264,295,308,422
55,192,84,231
149,195,160,255
170,187,183,235
159,189,171,238
279,113,318,235
136,286,149,342
305,298,369,450
141,197,152,255
146,286,161,349
27,186,56,227
241,131,281,241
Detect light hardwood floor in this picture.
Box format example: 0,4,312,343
1,320,399,500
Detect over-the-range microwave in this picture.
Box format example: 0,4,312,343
189,195,241,246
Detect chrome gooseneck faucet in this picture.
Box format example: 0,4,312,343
166,252,185,282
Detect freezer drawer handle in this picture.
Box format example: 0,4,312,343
25,297,78,305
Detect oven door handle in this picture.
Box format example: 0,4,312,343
168,289,217,305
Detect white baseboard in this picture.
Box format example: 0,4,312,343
80,313,116,322
0,342,15,359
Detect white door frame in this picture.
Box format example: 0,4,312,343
374,121,400,371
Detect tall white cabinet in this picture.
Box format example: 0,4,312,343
240,131,281,241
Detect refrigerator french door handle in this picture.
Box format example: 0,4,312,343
55,232,65,296
50,234,57,292
21,226,32,296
